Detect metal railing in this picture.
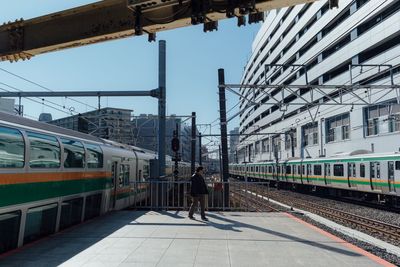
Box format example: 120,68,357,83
130,180,271,211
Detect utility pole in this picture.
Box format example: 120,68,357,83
218,69,229,207
158,40,166,178
199,132,202,166
191,112,196,174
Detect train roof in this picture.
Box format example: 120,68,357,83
0,111,103,143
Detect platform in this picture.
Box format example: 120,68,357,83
0,211,392,267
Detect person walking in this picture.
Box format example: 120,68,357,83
188,166,209,221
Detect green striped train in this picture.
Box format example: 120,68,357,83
0,111,191,254
229,153,400,202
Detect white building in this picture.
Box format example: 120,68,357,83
0,98,19,114
238,0,400,163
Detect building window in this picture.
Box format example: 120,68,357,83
326,113,350,142
262,138,269,153
272,136,281,152
285,130,297,150
303,122,318,146
365,101,400,136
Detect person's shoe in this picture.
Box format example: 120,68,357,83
188,215,195,220
201,217,208,221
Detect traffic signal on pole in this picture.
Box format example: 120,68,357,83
171,137,180,152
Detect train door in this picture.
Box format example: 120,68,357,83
324,163,331,185
300,164,304,184
306,164,311,183
388,161,396,193
111,158,120,210
370,162,382,191
347,163,356,188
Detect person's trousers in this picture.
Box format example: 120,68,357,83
188,195,206,218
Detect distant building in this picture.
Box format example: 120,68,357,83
0,98,21,115
229,127,239,163
49,109,200,161
49,108,134,144
132,114,199,161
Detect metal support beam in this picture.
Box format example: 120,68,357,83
158,40,166,178
218,68,229,207
191,112,196,174
0,0,318,62
0,90,159,98
199,132,202,166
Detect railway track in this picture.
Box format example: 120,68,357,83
262,189,400,244
230,185,280,212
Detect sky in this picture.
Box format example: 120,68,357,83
0,1,261,140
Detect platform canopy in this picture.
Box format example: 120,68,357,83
0,0,318,62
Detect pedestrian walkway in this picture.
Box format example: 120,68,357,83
0,211,393,267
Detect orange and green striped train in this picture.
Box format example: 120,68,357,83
229,153,400,196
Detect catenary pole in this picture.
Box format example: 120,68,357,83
218,69,229,207
191,112,196,174
158,40,166,178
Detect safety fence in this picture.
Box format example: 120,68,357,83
130,180,271,211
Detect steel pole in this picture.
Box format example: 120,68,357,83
191,112,196,174
199,132,202,166
218,69,229,207
158,40,166,178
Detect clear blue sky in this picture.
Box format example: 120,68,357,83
0,1,260,138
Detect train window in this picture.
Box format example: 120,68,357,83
302,165,305,175
0,210,21,254
286,165,291,174
268,166,272,173
396,161,400,170
84,194,102,220
143,165,149,179
313,165,322,175
119,165,124,187
24,203,58,244
61,138,85,168
256,166,259,172
370,163,375,178
333,164,344,176
298,166,301,174
27,132,60,168
360,164,365,177
0,127,24,168
376,162,380,179
118,164,130,186
59,198,83,230
86,144,103,168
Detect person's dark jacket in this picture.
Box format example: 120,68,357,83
190,173,209,196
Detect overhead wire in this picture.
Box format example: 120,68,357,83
0,81,79,115
0,67,98,110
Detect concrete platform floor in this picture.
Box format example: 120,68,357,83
0,211,394,267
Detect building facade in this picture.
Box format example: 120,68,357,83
238,0,400,163
50,110,200,161
131,114,199,159
229,127,240,163
0,98,21,115
49,108,134,144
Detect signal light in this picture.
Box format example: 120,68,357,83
171,137,180,152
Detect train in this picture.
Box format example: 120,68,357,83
0,111,191,254
229,152,400,203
